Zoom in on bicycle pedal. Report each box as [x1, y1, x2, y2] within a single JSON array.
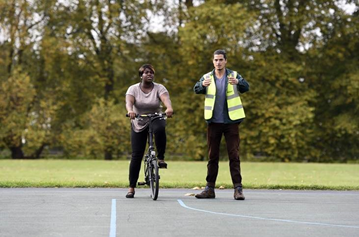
[[138, 181, 146, 185]]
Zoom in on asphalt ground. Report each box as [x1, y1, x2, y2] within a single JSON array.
[[1, 188, 358, 237]]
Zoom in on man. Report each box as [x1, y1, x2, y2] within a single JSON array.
[[193, 49, 249, 200]]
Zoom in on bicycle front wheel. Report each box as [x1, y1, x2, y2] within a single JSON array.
[[149, 159, 159, 200]]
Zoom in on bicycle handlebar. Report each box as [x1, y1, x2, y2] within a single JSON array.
[[126, 112, 167, 118]]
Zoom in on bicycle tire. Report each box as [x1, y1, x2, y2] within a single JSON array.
[[149, 158, 159, 200]]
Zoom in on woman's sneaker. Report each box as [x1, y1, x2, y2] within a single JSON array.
[[158, 160, 167, 169]]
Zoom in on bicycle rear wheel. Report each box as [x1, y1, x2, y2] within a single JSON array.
[[149, 159, 159, 200]]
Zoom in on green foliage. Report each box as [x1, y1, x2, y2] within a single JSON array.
[[179, 0, 254, 74], [241, 52, 318, 161], [59, 99, 130, 159], [0, 0, 357, 162], [172, 0, 256, 160], [0, 70, 35, 148], [0, 68, 59, 158], [304, 9, 359, 161], [167, 92, 208, 160]]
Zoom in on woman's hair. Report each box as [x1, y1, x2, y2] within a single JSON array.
[[139, 64, 155, 77], [213, 49, 227, 60]]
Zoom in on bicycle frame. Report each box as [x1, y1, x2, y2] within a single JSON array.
[[130, 112, 166, 200]]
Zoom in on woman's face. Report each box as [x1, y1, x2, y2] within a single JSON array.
[[142, 68, 154, 83]]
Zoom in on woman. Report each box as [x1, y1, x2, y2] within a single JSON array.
[[125, 64, 173, 198]]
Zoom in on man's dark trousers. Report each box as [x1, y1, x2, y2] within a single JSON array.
[[206, 123, 242, 188]]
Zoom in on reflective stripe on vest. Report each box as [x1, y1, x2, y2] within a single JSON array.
[[204, 71, 245, 120], [204, 73, 215, 119]]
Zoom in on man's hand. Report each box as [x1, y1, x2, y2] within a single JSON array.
[[202, 77, 211, 87], [228, 76, 239, 85]]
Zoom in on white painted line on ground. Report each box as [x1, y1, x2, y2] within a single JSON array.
[[177, 199, 359, 229], [109, 199, 116, 237]]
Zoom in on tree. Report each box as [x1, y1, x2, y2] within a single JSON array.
[[305, 6, 359, 161], [59, 99, 130, 159], [224, 0, 358, 161], [0, 0, 49, 158], [174, 0, 255, 159], [0, 70, 35, 158], [43, 0, 159, 159]]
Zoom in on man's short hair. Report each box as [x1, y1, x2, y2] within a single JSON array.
[[213, 49, 227, 60]]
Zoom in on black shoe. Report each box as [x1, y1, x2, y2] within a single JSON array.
[[158, 160, 167, 169], [195, 186, 215, 199], [126, 192, 135, 198], [234, 187, 245, 200]]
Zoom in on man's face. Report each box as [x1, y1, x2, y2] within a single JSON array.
[[213, 54, 227, 71]]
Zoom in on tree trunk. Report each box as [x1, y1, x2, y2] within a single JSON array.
[[104, 61, 114, 100], [185, 0, 193, 8], [30, 144, 46, 159], [10, 146, 24, 159], [105, 150, 113, 160]]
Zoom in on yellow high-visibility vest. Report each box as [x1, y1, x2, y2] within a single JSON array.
[[204, 71, 245, 120]]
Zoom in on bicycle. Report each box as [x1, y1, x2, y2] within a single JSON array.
[[127, 112, 167, 200]]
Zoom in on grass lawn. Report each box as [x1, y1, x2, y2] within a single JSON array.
[[0, 160, 358, 190]]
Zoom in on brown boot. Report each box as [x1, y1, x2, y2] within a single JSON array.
[[195, 186, 215, 199], [234, 187, 245, 200]]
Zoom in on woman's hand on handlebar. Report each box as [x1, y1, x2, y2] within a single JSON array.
[[127, 111, 136, 119], [165, 108, 174, 118]]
